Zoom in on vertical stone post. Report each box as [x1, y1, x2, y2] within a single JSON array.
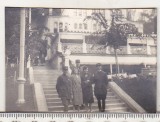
[[29, 8, 31, 30], [82, 35, 87, 53], [106, 46, 110, 54], [63, 49, 71, 74], [16, 8, 26, 104], [47, 37, 51, 60], [127, 43, 131, 54], [27, 55, 31, 68], [146, 39, 151, 55], [110, 64, 113, 75], [57, 34, 62, 53]]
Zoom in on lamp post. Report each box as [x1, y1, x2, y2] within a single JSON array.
[[16, 8, 26, 104]]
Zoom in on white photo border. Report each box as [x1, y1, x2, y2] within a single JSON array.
[[0, 0, 160, 112]]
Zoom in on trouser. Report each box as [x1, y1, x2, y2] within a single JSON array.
[[96, 94, 106, 112], [61, 97, 70, 112]]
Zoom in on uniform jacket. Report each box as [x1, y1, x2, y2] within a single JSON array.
[[56, 74, 72, 99], [93, 70, 108, 96]]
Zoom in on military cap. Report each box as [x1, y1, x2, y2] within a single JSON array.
[[75, 59, 80, 63], [96, 63, 102, 67], [62, 66, 68, 70]]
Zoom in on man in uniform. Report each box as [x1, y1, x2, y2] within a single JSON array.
[[56, 66, 72, 112], [93, 63, 108, 112]]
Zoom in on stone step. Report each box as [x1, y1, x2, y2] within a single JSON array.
[[43, 89, 112, 94], [48, 106, 128, 112], [34, 78, 57, 83], [44, 90, 113, 95], [45, 92, 114, 98], [46, 96, 119, 102], [44, 93, 114, 98], [47, 99, 122, 106], [33, 68, 131, 113], [34, 72, 62, 74]]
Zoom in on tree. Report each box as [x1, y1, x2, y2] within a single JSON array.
[[140, 9, 157, 34], [84, 9, 141, 75], [5, 8, 53, 64], [6, 8, 63, 65]]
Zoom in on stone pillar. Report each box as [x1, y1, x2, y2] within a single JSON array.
[[29, 8, 31, 30], [48, 17, 53, 33], [17, 8, 26, 104], [106, 46, 110, 54], [110, 64, 113, 75], [146, 44, 151, 55], [127, 43, 131, 54], [49, 8, 52, 15], [82, 35, 87, 53], [57, 34, 62, 53], [46, 38, 51, 60], [63, 49, 71, 74], [27, 55, 31, 68]]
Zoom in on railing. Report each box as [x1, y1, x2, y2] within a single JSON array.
[[110, 46, 127, 54], [86, 44, 106, 54], [60, 43, 157, 55], [61, 43, 83, 54], [130, 46, 147, 55]]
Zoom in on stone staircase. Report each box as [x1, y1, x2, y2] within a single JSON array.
[[33, 66, 133, 113]]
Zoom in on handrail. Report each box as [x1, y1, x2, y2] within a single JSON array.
[[28, 65, 48, 112], [32, 83, 48, 112], [108, 81, 146, 113]]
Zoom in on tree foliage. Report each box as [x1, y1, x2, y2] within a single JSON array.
[[84, 9, 142, 74], [5, 8, 54, 63], [84, 9, 141, 49]]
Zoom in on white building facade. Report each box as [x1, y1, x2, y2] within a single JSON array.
[[45, 9, 156, 69]]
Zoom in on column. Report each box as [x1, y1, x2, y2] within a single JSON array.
[[146, 44, 151, 55], [127, 43, 131, 54], [47, 17, 53, 33], [82, 35, 87, 53], [57, 34, 62, 53], [64, 49, 71, 74], [46, 38, 51, 60], [17, 8, 26, 104], [110, 64, 113, 75], [27, 55, 31, 68], [106, 46, 110, 54], [49, 8, 53, 16], [29, 8, 31, 30]]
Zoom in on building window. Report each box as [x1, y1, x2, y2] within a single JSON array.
[[84, 23, 87, 30], [74, 23, 77, 29], [59, 22, 63, 32], [54, 22, 58, 33], [93, 24, 97, 30], [79, 24, 82, 29], [64, 23, 68, 31]]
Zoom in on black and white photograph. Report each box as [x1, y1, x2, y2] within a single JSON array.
[[5, 8, 157, 113]]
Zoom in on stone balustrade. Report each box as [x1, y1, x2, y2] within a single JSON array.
[[61, 43, 83, 53], [60, 43, 156, 55]]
